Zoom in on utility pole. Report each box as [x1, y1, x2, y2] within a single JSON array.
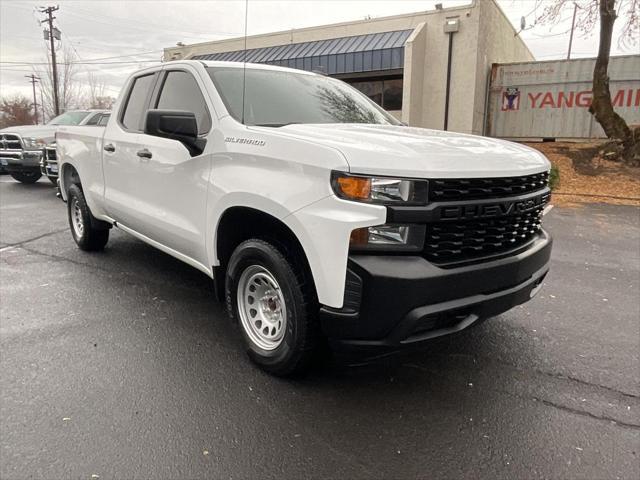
[[39, 5, 60, 116], [25, 74, 41, 125], [567, 2, 578, 60]]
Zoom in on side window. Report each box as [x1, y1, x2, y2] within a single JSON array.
[[156, 71, 211, 135], [97, 114, 110, 126], [84, 113, 101, 126], [121, 74, 155, 131]]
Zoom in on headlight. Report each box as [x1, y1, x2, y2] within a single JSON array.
[[350, 224, 426, 252], [22, 137, 47, 150], [331, 171, 428, 205]]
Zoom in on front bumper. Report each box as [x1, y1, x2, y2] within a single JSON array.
[[39, 147, 59, 178], [0, 150, 43, 173], [321, 230, 552, 351]]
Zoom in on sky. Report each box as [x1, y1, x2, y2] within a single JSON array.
[[1, 0, 637, 104]]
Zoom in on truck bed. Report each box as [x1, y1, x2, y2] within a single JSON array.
[[56, 126, 106, 209]]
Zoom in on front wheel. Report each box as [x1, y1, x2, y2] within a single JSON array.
[[225, 239, 319, 376], [67, 184, 110, 251], [10, 171, 41, 184]]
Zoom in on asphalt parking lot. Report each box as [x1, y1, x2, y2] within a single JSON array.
[[1, 175, 639, 479]]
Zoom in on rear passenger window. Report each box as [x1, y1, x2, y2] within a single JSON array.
[[156, 71, 211, 135], [121, 74, 155, 131]]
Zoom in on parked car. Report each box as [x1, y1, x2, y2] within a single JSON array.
[[56, 61, 552, 375], [0, 109, 109, 184]]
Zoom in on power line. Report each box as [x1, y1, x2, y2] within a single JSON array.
[[60, 41, 163, 54], [60, 50, 163, 62], [68, 5, 241, 37], [1, 51, 162, 65], [62, 31, 84, 64], [1, 60, 162, 65], [60, 9, 237, 41], [2, 1, 237, 38]]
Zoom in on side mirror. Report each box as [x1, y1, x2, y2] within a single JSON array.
[[144, 110, 206, 156]]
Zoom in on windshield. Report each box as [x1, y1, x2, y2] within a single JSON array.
[[47, 111, 91, 126], [207, 66, 400, 127]]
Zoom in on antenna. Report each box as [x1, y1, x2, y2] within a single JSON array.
[[241, 0, 249, 125]]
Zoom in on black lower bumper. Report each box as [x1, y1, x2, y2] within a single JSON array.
[[1, 153, 42, 174], [5, 165, 41, 174], [321, 230, 552, 351]]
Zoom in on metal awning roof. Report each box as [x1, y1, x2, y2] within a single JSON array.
[[192, 29, 413, 75]]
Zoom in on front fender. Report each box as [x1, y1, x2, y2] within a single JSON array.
[[207, 193, 385, 309], [284, 197, 385, 309]]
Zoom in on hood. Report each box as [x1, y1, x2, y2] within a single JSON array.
[[260, 124, 550, 178], [0, 125, 57, 143]]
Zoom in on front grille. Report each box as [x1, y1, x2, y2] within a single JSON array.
[[424, 205, 545, 265], [429, 172, 549, 202], [45, 146, 56, 161], [0, 134, 23, 151]]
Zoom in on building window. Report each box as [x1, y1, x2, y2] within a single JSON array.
[[348, 77, 403, 111], [382, 79, 403, 111]]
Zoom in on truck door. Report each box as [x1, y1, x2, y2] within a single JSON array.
[[128, 67, 213, 265], [102, 72, 157, 230]]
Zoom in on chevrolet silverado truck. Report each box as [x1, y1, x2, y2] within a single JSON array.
[[0, 109, 109, 184], [56, 61, 552, 375]]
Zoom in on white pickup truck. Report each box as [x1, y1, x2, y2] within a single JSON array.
[[56, 60, 552, 375]]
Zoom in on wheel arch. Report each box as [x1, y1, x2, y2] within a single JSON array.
[[59, 162, 81, 201], [212, 206, 318, 304]]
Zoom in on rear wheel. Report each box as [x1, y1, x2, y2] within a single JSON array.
[[226, 239, 319, 376], [67, 184, 110, 251], [10, 171, 41, 184]]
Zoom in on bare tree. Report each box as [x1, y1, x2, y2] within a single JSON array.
[[534, 0, 639, 162], [86, 72, 105, 108], [35, 46, 83, 120], [0, 95, 36, 128], [84, 73, 116, 110]]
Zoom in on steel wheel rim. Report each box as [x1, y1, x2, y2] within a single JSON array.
[[237, 265, 287, 351], [71, 198, 84, 238]]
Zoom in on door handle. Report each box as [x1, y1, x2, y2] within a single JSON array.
[[104, 143, 115, 153], [136, 148, 152, 160]]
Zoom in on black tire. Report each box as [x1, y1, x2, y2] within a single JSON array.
[[67, 183, 110, 251], [10, 171, 41, 184], [225, 239, 319, 376]]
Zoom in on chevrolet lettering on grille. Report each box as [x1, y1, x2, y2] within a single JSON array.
[[439, 192, 550, 221]]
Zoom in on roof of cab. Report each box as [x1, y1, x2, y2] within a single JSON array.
[[174, 59, 318, 75]]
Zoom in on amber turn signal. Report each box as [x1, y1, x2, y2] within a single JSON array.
[[349, 227, 370, 246], [335, 176, 371, 200]]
